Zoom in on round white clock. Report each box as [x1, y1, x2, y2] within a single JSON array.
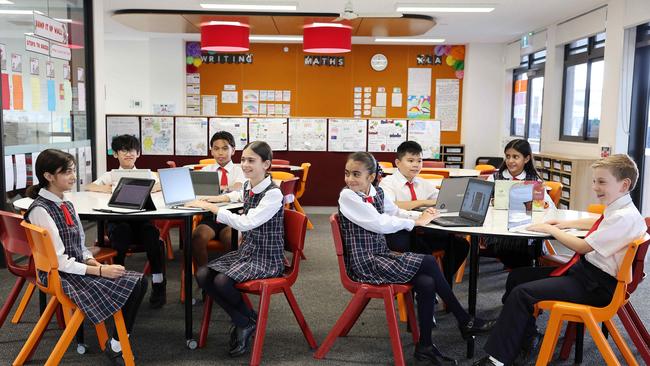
[[370, 53, 388, 71]]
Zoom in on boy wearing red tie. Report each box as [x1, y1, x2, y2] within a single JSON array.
[[192, 131, 246, 267], [474, 154, 649, 366]]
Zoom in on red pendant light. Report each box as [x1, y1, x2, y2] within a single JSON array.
[[303, 23, 352, 54], [201, 21, 250, 52]]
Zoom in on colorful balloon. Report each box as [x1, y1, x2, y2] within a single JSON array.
[[434, 45, 445, 56], [186, 56, 194, 65], [450, 46, 465, 61], [193, 57, 203, 67], [453, 60, 464, 71], [446, 55, 456, 66], [455, 70, 464, 79]]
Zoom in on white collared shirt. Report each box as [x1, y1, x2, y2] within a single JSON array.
[[201, 160, 246, 188], [379, 169, 439, 202], [216, 176, 283, 232], [338, 185, 416, 234], [584, 194, 649, 278], [27, 189, 92, 275], [93, 165, 158, 186]]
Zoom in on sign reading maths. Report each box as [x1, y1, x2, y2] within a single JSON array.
[[304, 56, 345, 67]]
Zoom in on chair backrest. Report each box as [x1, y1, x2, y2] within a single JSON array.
[[422, 161, 445, 168], [476, 156, 504, 168], [20, 221, 60, 293], [193, 164, 208, 170], [542, 181, 563, 206], [165, 160, 177, 168], [0, 210, 34, 277], [475, 164, 496, 171], [587, 204, 606, 215], [420, 168, 450, 178], [378, 161, 393, 169], [627, 217, 650, 294], [199, 158, 216, 165], [277, 177, 300, 197], [418, 173, 444, 180], [296, 162, 311, 198], [283, 209, 307, 284], [272, 159, 290, 165], [270, 171, 295, 180], [330, 214, 360, 293]]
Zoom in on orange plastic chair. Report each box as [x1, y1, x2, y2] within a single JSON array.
[[199, 158, 216, 165], [417, 173, 444, 180], [420, 168, 450, 178], [542, 181, 563, 206], [198, 210, 317, 365], [272, 159, 290, 165], [475, 164, 496, 175], [294, 163, 313, 229], [587, 203, 605, 215], [314, 214, 419, 366], [378, 161, 393, 169], [422, 161, 445, 168], [534, 237, 646, 366], [193, 164, 208, 171], [15, 221, 134, 366]]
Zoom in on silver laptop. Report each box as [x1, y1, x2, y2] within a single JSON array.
[[190, 170, 221, 196], [414, 177, 469, 213], [431, 179, 494, 227], [157, 167, 197, 208]]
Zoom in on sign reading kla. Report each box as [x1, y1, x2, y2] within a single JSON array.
[[200, 53, 253, 64], [304, 56, 345, 67], [416, 55, 443, 65]]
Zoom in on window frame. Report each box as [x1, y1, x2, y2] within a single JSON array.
[[510, 50, 546, 150], [559, 33, 605, 143]]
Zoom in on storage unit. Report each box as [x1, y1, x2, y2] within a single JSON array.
[[534, 153, 599, 211], [441, 144, 465, 168]]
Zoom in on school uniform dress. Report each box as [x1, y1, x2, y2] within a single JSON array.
[[338, 185, 424, 284], [26, 189, 143, 324], [199, 161, 246, 236], [207, 176, 285, 282], [380, 171, 469, 282], [484, 193, 649, 364]]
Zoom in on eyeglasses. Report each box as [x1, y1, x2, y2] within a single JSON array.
[[117, 149, 138, 155]]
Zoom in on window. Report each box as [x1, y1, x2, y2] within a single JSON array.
[[560, 32, 605, 142], [510, 50, 546, 153]]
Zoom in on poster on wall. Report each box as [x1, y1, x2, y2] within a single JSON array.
[[367, 119, 407, 152], [106, 116, 140, 154], [249, 118, 287, 150], [175, 117, 208, 155], [435, 79, 460, 131], [407, 119, 441, 159], [201, 95, 217, 116], [0, 44, 6, 71], [141, 116, 174, 155], [288, 118, 327, 151], [328, 119, 367, 152], [209, 117, 248, 149], [407, 68, 431, 119]]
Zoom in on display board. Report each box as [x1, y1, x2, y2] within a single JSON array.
[[288, 118, 327, 151], [328, 119, 367, 152], [367, 119, 407, 152], [248, 118, 288, 151]]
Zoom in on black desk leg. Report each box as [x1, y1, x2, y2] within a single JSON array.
[[231, 228, 239, 250], [39, 290, 46, 314], [184, 216, 197, 349], [467, 235, 480, 358]]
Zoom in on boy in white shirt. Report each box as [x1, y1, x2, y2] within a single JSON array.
[[474, 154, 649, 366], [85, 135, 167, 309], [380, 141, 469, 284], [191, 131, 246, 267]]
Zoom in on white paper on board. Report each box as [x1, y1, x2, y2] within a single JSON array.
[[5, 155, 14, 191], [14, 154, 26, 189]]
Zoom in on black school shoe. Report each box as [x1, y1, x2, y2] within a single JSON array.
[[229, 311, 258, 350], [513, 330, 543, 366], [459, 317, 497, 340], [472, 356, 499, 366], [104, 339, 126, 366], [149, 279, 167, 309], [229, 321, 257, 357], [414, 344, 458, 365]]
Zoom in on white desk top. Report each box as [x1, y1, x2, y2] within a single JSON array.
[[383, 167, 480, 177], [423, 207, 597, 238]]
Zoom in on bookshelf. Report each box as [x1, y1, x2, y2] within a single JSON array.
[[534, 152, 598, 210], [441, 144, 465, 168]]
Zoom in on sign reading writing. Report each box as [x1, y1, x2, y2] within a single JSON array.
[[416, 55, 443, 65], [200, 53, 253, 64], [304, 56, 344, 67]]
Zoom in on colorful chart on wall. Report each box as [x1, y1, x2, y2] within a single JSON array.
[[328, 119, 367, 152], [106, 116, 140, 155], [367, 119, 407, 152], [175, 117, 208, 156], [209, 117, 248, 149], [141, 116, 174, 155], [288, 118, 327, 151], [249, 118, 288, 151], [407, 119, 441, 159]]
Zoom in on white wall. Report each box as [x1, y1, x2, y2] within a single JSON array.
[[461, 43, 506, 167]]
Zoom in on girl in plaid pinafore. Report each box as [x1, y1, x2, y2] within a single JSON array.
[[25, 149, 147, 365], [339, 152, 495, 364], [188, 141, 285, 357]]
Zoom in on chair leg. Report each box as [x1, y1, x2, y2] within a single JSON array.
[[11, 282, 35, 325], [249, 287, 271, 366], [314, 291, 369, 359], [13, 296, 59, 366], [55, 304, 66, 329], [404, 291, 419, 343], [95, 322, 108, 350], [0, 277, 25, 327], [293, 199, 314, 230], [383, 291, 406, 366], [618, 304, 650, 364], [396, 293, 408, 322], [535, 311, 564, 366], [455, 257, 467, 284], [283, 287, 317, 349], [198, 295, 214, 348], [559, 321, 577, 360], [340, 297, 371, 337], [583, 317, 620, 366], [112, 310, 135, 366], [44, 309, 85, 366], [604, 319, 638, 366], [575, 323, 584, 364]]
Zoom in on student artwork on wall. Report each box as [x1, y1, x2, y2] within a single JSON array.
[[106, 116, 140, 155], [328, 119, 367, 152], [407, 68, 432, 119], [175, 117, 208, 155], [249, 118, 288, 151], [209, 117, 248, 149], [367, 119, 406, 152], [407, 119, 441, 159], [288, 118, 327, 151], [141, 116, 174, 155], [435, 79, 460, 131]]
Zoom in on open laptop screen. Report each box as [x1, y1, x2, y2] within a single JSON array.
[[108, 178, 155, 210], [459, 179, 493, 221], [158, 167, 196, 207]]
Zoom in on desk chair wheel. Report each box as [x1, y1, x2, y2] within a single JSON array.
[[186, 339, 198, 350], [76, 343, 88, 354]]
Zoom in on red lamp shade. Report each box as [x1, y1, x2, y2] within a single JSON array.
[[201, 22, 250, 52], [303, 23, 352, 53]]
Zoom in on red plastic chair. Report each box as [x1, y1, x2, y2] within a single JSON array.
[[272, 159, 290, 165], [422, 161, 445, 168], [198, 210, 317, 365], [314, 214, 419, 366]]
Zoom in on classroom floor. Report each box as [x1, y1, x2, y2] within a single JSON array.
[[0, 213, 647, 365]]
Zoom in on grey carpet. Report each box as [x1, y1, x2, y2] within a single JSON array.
[[0, 213, 647, 365]]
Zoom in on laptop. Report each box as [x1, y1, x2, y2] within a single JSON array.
[[158, 167, 198, 208], [95, 178, 156, 214], [190, 170, 221, 196], [433, 177, 470, 213], [110, 169, 153, 186], [431, 178, 494, 227]]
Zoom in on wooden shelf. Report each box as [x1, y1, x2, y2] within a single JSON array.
[[534, 153, 598, 210]]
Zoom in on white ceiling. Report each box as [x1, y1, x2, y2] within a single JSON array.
[[101, 0, 607, 44]]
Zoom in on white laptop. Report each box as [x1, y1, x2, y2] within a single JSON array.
[[157, 167, 198, 208]]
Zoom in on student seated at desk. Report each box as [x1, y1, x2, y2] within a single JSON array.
[[186, 141, 285, 358], [339, 152, 494, 365], [485, 139, 555, 269], [85, 134, 167, 309], [380, 141, 469, 282], [475, 154, 649, 366], [25, 149, 147, 365], [191, 131, 246, 267]]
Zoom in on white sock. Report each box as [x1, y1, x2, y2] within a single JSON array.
[[152, 273, 164, 283], [489, 356, 504, 366], [110, 338, 122, 352]]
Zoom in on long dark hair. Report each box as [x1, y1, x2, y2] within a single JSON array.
[[25, 149, 76, 199], [498, 139, 540, 180], [347, 152, 382, 187]]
